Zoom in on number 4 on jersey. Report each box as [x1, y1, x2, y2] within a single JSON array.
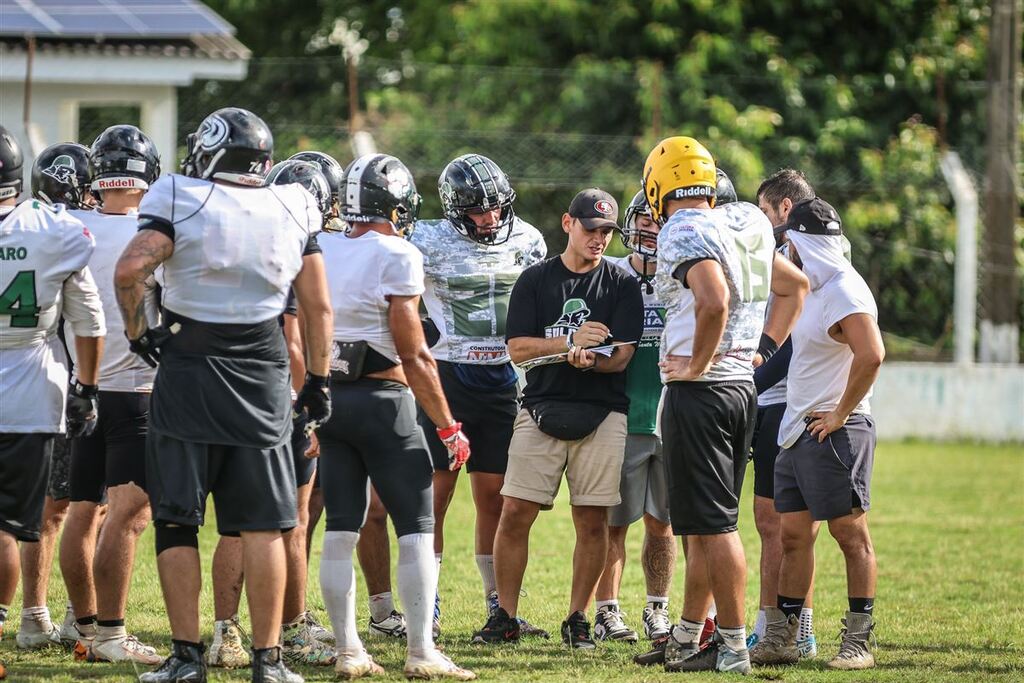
[[0, 270, 41, 327]]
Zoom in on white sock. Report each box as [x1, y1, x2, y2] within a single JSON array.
[[595, 599, 618, 611], [369, 592, 395, 623], [799, 607, 814, 641], [21, 606, 51, 627], [320, 530, 363, 655], [718, 625, 747, 652], [96, 623, 127, 642], [646, 595, 669, 607], [400, 533, 438, 656], [475, 554, 496, 597], [707, 601, 718, 620], [753, 609, 767, 638], [673, 618, 703, 647]]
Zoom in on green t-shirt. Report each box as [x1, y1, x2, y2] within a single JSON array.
[[607, 256, 665, 434]]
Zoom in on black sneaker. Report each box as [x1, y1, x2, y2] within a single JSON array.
[[665, 636, 721, 672], [252, 645, 303, 683], [139, 641, 207, 683], [472, 607, 520, 645], [634, 635, 669, 666], [560, 611, 596, 650]]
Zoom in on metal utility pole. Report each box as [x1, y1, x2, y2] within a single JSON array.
[[940, 152, 978, 365], [980, 0, 1022, 363]]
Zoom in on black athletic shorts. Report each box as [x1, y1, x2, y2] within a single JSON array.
[[0, 433, 54, 541], [774, 414, 876, 521], [70, 391, 149, 503], [145, 429, 298, 535], [47, 435, 71, 501], [419, 361, 518, 474], [291, 413, 316, 487], [751, 403, 785, 499], [661, 381, 756, 536], [318, 378, 433, 537]]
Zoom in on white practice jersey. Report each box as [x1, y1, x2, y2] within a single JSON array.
[[138, 174, 320, 323], [655, 201, 774, 383], [320, 229, 425, 364], [410, 217, 547, 364], [0, 201, 105, 432], [66, 209, 160, 392]]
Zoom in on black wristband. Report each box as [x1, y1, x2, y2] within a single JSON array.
[[72, 381, 99, 398], [757, 333, 779, 362], [304, 372, 329, 389]]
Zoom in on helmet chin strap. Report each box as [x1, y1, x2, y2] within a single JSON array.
[[200, 149, 227, 179]]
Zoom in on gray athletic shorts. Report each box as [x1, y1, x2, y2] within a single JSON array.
[[608, 434, 670, 527], [774, 414, 875, 521]]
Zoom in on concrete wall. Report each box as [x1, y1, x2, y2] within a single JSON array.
[[872, 362, 1024, 442]]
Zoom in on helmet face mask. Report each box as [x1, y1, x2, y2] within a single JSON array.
[[182, 108, 273, 186], [438, 154, 516, 245], [338, 154, 421, 237], [620, 189, 658, 258], [32, 143, 92, 209]]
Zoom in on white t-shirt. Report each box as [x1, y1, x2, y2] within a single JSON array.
[[0, 200, 105, 432], [320, 229, 425, 364], [655, 201, 774, 382], [65, 209, 159, 392], [138, 174, 320, 324], [778, 264, 878, 448]]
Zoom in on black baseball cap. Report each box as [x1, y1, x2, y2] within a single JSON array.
[[568, 188, 619, 230], [776, 197, 843, 236]]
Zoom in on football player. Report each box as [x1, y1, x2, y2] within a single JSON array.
[[408, 153, 548, 637], [115, 108, 332, 683], [0, 125, 106, 677]]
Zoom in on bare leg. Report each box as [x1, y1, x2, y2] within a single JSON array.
[[754, 495, 781, 609], [698, 532, 746, 628], [282, 482, 313, 623], [641, 513, 676, 598], [827, 511, 876, 599], [157, 545, 202, 642], [356, 488, 392, 597], [493, 496, 540, 618], [778, 510, 818, 599], [0, 531, 19, 609], [305, 485, 324, 566], [59, 501, 102, 619], [679, 536, 713, 623], [94, 484, 150, 622], [595, 525, 628, 602], [568, 506, 610, 616], [20, 496, 69, 609], [431, 469, 459, 556], [212, 535, 244, 621], [469, 472, 504, 556], [240, 530, 287, 649]]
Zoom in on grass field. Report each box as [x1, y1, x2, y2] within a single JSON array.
[[2, 440, 1022, 682]]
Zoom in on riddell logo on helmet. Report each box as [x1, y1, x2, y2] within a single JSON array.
[[670, 186, 712, 199], [95, 178, 140, 189]]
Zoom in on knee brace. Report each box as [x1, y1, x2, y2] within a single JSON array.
[[154, 523, 199, 555]]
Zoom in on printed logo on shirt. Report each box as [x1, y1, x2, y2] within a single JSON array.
[[545, 297, 591, 338]]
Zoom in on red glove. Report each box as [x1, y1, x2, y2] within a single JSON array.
[[437, 422, 471, 471]]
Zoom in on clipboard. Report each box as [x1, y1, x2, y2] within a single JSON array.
[[517, 340, 638, 371]]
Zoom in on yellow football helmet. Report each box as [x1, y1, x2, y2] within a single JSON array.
[[642, 136, 717, 223]]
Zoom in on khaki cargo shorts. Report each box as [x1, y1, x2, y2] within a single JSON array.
[[501, 409, 627, 508]]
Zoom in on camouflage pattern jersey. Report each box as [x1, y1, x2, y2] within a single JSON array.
[[410, 217, 547, 365]]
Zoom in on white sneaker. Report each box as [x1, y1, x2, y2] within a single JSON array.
[[58, 606, 78, 649], [335, 649, 384, 680], [368, 610, 406, 639], [207, 616, 250, 668], [642, 602, 672, 640], [404, 650, 476, 680], [16, 621, 61, 649], [90, 633, 163, 664]]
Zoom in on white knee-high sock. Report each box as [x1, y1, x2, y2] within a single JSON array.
[[320, 530, 362, 654], [398, 533, 437, 656]]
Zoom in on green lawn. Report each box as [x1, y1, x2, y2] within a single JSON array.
[[3, 441, 1023, 681]]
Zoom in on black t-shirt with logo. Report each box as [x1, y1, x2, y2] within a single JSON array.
[[505, 255, 644, 413]]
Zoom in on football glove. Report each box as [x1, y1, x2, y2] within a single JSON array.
[[437, 421, 471, 471], [293, 372, 331, 434], [127, 322, 181, 368], [66, 381, 99, 438]]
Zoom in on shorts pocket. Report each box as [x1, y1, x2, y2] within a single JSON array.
[[826, 428, 854, 472]]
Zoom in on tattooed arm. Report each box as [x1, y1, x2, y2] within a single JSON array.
[[115, 229, 175, 339]]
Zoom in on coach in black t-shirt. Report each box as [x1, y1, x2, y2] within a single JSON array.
[[472, 188, 643, 649]]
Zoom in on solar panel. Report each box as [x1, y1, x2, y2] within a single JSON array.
[[0, 0, 236, 38]]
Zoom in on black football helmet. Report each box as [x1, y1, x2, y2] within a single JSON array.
[[438, 154, 516, 245], [0, 125, 23, 201], [289, 151, 343, 205], [267, 159, 332, 222], [181, 107, 273, 186], [716, 167, 737, 205], [32, 143, 92, 209], [89, 124, 161, 201], [338, 154, 421, 235], [620, 189, 656, 257]]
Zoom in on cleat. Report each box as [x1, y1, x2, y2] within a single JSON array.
[[403, 650, 476, 680], [90, 633, 163, 664], [207, 616, 250, 668], [749, 607, 799, 665], [662, 629, 699, 670], [252, 645, 303, 683], [16, 621, 61, 649], [641, 602, 671, 641], [827, 612, 875, 670], [368, 610, 407, 639], [593, 605, 638, 642], [139, 641, 207, 683], [471, 607, 519, 645], [633, 634, 669, 666], [281, 616, 336, 666], [700, 616, 716, 648], [486, 591, 500, 617], [560, 611, 596, 650], [665, 636, 716, 672], [797, 633, 818, 658], [717, 644, 752, 674], [516, 617, 549, 639], [73, 638, 94, 662], [746, 631, 760, 649], [58, 607, 80, 650], [335, 649, 384, 680], [303, 611, 335, 645]]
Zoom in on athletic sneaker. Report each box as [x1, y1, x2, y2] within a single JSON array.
[[16, 620, 61, 649], [827, 612, 875, 670], [471, 607, 519, 645], [139, 641, 207, 683], [303, 611, 335, 644], [252, 645, 303, 683], [662, 630, 699, 670], [749, 607, 799, 665], [281, 615, 336, 666], [404, 650, 476, 680], [485, 590, 549, 638], [593, 605, 638, 642], [745, 631, 760, 649], [798, 633, 818, 658], [700, 616, 716, 648], [642, 602, 671, 640], [335, 649, 384, 680], [368, 610, 407, 638], [560, 611, 596, 650], [433, 593, 442, 639], [633, 634, 669, 666], [89, 633, 163, 664], [207, 616, 250, 668], [58, 607, 80, 649], [71, 623, 98, 663]]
